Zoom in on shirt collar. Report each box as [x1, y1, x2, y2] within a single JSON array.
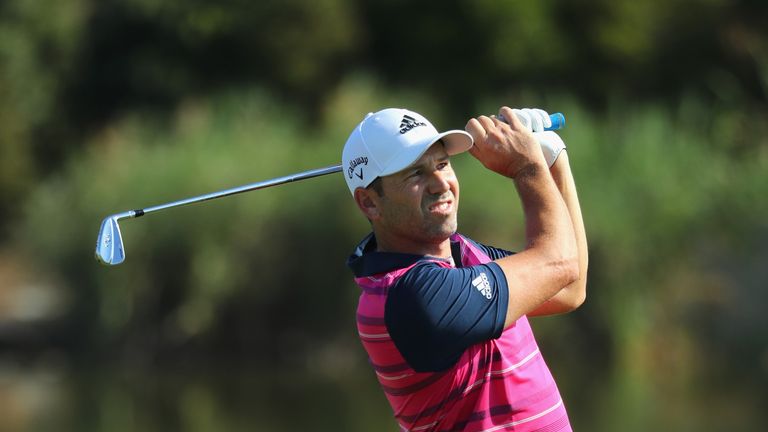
[[346, 232, 463, 277]]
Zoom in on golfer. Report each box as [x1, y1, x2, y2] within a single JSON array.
[[343, 106, 588, 431]]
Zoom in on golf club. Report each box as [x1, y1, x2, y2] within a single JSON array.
[[95, 164, 342, 265], [95, 112, 565, 266]]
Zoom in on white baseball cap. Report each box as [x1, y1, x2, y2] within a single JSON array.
[[341, 108, 473, 195]]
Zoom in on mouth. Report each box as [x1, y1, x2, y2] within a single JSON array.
[[427, 199, 453, 215]]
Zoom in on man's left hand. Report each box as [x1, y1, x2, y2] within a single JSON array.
[[499, 108, 567, 167]]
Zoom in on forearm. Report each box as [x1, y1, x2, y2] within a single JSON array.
[[528, 151, 588, 316], [463, 108, 580, 326], [497, 162, 579, 325]]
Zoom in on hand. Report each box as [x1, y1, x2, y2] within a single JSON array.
[[499, 108, 567, 167], [465, 106, 548, 178]]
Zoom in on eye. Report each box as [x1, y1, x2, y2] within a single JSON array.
[[437, 161, 449, 170]]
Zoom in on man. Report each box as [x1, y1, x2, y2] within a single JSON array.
[[342, 106, 588, 432]]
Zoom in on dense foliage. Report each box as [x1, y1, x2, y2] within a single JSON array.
[[1, 1, 766, 430]]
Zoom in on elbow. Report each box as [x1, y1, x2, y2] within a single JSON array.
[[544, 237, 580, 289], [564, 262, 587, 311], [568, 282, 587, 310], [558, 256, 586, 311], [559, 254, 580, 288], [569, 248, 590, 310]]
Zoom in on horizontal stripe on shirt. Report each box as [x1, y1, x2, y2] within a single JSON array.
[[357, 313, 386, 326], [379, 370, 449, 396], [464, 348, 540, 394]]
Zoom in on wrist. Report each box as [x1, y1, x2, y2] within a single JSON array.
[[511, 160, 548, 182]]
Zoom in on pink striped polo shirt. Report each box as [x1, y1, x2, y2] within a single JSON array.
[[349, 233, 571, 432]]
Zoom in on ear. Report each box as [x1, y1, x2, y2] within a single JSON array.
[[353, 187, 381, 220]]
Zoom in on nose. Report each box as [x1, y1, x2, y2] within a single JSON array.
[[427, 169, 451, 195]]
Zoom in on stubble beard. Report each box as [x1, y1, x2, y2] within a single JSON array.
[[422, 216, 457, 243], [420, 197, 459, 243], [377, 191, 459, 249]]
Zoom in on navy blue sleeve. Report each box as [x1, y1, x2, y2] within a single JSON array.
[[385, 262, 509, 372]]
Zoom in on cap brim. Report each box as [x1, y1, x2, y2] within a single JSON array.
[[440, 130, 474, 156], [379, 130, 473, 177]]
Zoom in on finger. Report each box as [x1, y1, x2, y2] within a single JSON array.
[[512, 108, 532, 131], [523, 108, 544, 132], [476, 115, 496, 130], [491, 115, 514, 133], [498, 106, 525, 130], [531, 108, 551, 129], [464, 118, 487, 143], [490, 115, 509, 128]]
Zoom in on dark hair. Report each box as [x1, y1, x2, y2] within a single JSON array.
[[367, 177, 384, 197]]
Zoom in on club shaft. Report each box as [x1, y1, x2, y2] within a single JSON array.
[[122, 164, 342, 219]]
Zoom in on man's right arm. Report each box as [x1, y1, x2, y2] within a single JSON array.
[[465, 107, 579, 328]]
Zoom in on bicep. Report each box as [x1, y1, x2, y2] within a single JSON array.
[[495, 249, 577, 327]]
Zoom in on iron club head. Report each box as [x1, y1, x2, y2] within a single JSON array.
[[95, 216, 126, 265]]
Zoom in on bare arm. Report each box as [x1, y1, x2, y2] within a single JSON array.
[[465, 107, 579, 328], [527, 151, 589, 316]]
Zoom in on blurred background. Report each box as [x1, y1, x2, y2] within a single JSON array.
[[0, 0, 767, 430]]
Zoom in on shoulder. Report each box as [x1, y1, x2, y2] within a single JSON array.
[[391, 258, 505, 297], [391, 260, 479, 305], [384, 261, 510, 372]]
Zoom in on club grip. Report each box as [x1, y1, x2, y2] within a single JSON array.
[[546, 113, 565, 131], [498, 112, 566, 131]]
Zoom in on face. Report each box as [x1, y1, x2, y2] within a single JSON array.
[[371, 143, 460, 249]]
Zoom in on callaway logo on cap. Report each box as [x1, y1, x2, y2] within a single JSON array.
[[341, 108, 473, 195]]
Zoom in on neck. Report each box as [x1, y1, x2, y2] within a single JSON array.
[[374, 231, 453, 258]]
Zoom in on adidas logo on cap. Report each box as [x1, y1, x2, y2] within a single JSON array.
[[399, 114, 427, 134]]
